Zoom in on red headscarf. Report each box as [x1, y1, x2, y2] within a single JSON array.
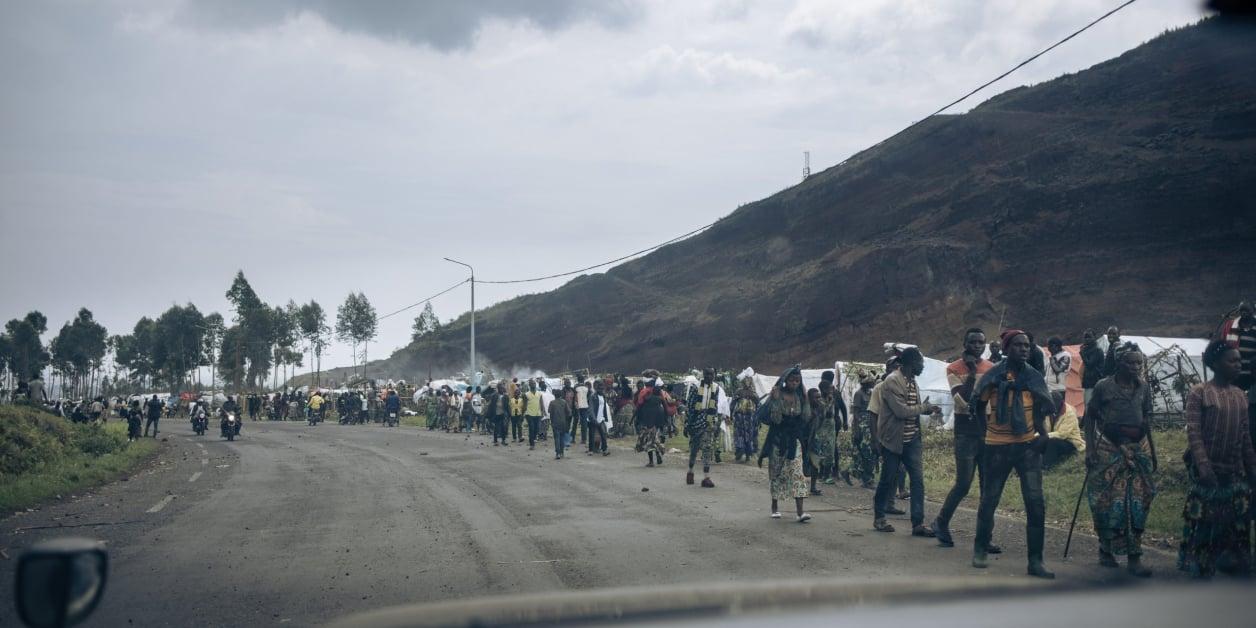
[[1000, 329, 1026, 352]]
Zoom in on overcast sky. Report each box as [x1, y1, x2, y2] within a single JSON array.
[[0, 0, 1205, 380]]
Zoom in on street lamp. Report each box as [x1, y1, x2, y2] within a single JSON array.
[[443, 257, 475, 384]]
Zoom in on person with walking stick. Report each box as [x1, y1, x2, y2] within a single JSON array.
[[1083, 342, 1157, 577]]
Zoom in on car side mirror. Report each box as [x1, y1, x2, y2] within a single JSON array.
[[15, 538, 108, 628]]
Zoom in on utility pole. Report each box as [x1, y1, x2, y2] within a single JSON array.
[[444, 258, 475, 385]]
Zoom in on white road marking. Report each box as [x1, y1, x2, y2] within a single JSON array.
[[189, 472, 202, 483], [147, 495, 175, 513]]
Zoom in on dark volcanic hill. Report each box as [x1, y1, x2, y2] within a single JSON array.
[[347, 19, 1256, 382]]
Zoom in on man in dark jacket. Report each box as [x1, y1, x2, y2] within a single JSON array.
[[548, 392, 572, 460], [1080, 328, 1105, 404], [385, 389, 401, 426], [487, 384, 510, 446], [144, 395, 163, 437]]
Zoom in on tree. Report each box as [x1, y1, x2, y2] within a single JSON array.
[[217, 325, 247, 392], [49, 308, 108, 398], [3, 311, 50, 382], [201, 312, 225, 396], [113, 317, 157, 389], [411, 302, 442, 343], [271, 302, 298, 389], [296, 300, 329, 387], [224, 271, 273, 389], [153, 303, 205, 393], [335, 292, 378, 382]]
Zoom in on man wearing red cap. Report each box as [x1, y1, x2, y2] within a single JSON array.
[[971, 330, 1055, 579]]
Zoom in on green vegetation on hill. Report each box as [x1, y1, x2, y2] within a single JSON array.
[[0, 404, 159, 514]]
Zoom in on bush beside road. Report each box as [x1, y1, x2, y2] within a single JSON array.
[[0, 404, 159, 514]]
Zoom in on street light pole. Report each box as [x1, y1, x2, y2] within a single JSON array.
[[444, 257, 475, 384]]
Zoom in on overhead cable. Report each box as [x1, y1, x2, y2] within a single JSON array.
[[470, 0, 1142, 286], [378, 278, 471, 321]]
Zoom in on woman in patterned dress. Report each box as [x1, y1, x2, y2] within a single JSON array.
[[759, 367, 812, 522], [731, 379, 760, 462], [1084, 342, 1158, 577], [1179, 341, 1256, 578]]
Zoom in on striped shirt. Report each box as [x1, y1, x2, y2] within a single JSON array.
[[981, 370, 1039, 446], [1185, 381, 1256, 475], [902, 379, 920, 443]]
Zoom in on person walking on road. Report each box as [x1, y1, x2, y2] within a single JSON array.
[[1085, 341, 1158, 577], [970, 330, 1055, 579], [730, 376, 759, 463], [848, 373, 879, 488], [575, 375, 591, 450], [588, 380, 612, 456], [808, 371, 847, 492], [872, 349, 937, 537], [1178, 340, 1256, 579], [635, 384, 668, 466], [685, 368, 726, 488], [144, 394, 163, 437], [932, 328, 999, 551], [126, 400, 143, 441], [760, 367, 812, 522], [489, 384, 511, 446], [524, 382, 544, 450], [509, 387, 525, 443], [548, 389, 573, 460]]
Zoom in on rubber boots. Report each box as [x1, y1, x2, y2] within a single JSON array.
[[1027, 526, 1055, 579]]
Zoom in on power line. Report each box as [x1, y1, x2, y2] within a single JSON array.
[[467, 0, 1142, 287], [923, 0, 1139, 120], [378, 278, 471, 321]]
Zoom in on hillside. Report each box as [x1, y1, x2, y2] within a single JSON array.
[[334, 18, 1256, 382]]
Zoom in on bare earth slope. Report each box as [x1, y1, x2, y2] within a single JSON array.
[[357, 19, 1255, 379]]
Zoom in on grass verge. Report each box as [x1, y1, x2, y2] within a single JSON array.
[[918, 428, 1189, 544], [0, 405, 160, 515]]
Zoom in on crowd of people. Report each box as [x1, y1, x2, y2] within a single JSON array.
[[405, 303, 1256, 582], [6, 302, 1254, 582]]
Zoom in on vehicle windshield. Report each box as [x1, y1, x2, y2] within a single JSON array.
[[2, 2, 1253, 627]]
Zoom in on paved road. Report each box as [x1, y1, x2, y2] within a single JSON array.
[[1, 421, 1179, 627]]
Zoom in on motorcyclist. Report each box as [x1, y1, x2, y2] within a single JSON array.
[[385, 389, 401, 425], [219, 395, 242, 436], [190, 402, 209, 432]]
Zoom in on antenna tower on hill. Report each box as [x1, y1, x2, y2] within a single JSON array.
[[802, 151, 811, 181]]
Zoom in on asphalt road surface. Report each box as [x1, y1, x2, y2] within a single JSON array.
[[1, 420, 1181, 627]]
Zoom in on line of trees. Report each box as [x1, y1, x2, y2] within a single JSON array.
[[0, 271, 385, 400]]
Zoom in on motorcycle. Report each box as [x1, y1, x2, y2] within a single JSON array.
[[191, 414, 208, 436], [220, 413, 241, 441]]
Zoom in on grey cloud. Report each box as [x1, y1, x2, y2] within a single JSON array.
[[177, 0, 643, 50]]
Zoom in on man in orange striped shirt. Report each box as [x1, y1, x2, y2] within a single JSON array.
[[931, 328, 999, 553]]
